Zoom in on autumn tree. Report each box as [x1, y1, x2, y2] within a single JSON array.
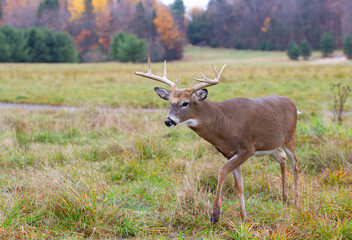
[[68, 0, 85, 21], [92, 0, 111, 52], [2, 0, 40, 28], [153, 2, 182, 60]]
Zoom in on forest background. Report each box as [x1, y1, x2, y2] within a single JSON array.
[[0, 0, 352, 63]]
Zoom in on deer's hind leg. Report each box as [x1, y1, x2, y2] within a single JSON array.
[[270, 149, 289, 202], [283, 141, 299, 206]]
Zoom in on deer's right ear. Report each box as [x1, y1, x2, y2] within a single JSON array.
[[154, 87, 170, 101]]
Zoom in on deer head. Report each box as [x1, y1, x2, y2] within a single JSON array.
[[135, 55, 226, 128]]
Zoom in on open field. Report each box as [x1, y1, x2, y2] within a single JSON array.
[[0, 47, 351, 239], [0, 46, 351, 112]]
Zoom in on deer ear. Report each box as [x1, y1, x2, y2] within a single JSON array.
[[193, 89, 208, 101], [154, 87, 170, 101]]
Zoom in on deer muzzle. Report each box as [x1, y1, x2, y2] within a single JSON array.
[[164, 117, 176, 128]]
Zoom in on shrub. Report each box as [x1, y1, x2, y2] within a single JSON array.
[[25, 27, 53, 62], [0, 32, 11, 62], [320, 32, 335, 57], [343, 35, 352, 60], [287, 40, 300, 60], [300, 39, 312, 60], [110, 32, 148, 63], [0, 25, 29, 62], [0, 25, 78, 63], [51, 32, 78, 63]]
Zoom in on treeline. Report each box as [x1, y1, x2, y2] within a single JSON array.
[[187, 0, 352, 51], [0, 0, 184, 62], [0, 25, 78, 62]]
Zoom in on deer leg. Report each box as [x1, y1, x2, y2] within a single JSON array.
[[211, 150, 252, 223], [270, 149, 289, 202], [283, 142, 299, 206], [232, 166, 247, 222]]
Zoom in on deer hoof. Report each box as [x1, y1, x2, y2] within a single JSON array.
[[210, 217, 218, 224], [210, 209, 220, 224]]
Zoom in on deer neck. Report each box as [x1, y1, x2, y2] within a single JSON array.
[[189, 100, 225, 141]]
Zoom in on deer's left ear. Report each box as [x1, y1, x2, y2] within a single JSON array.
[[193, 89, 208, 101]]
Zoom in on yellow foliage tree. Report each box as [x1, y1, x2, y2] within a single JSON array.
[[153, 3, 180, 50], [68, 0, 85, 21], [92, 0, 107, 13]]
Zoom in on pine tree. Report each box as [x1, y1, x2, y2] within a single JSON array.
[[171, 0, 185, 35], [52, 32, 79, 62], [0, 31, 11, 62], [287, 40, 300, 60], [0, 25, 28, 62], [320, 32, 335, 58], [133, 1, 148, 39], [110, 32, 125, 60], [110, 32, 147, 63], [300, 39, 312, 60], [25, 28, 53, 62], [343, 35, 352, 59], [38, 0, 59, 17]]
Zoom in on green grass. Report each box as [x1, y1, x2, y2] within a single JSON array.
[[0, 46, 351, 239]]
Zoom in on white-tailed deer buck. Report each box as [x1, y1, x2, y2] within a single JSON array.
[[135, 56, 299, 223]]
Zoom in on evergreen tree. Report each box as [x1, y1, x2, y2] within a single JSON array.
[[300, 39, 312, 60], [110, 32, 148, 62], [0, 25, 28, 62], [25, 28, 53, 62], [52, 32, 79, 62], [38, 0, 59, 17], [0, 1, 2, 21], [287, 41, 300, 60], [133, 1, 148, 39], [171, 0, 185, 34], [343, 35, 352, 59], [0, 31, 11, 62], [187, 13, 208, 45], [110, 32, 126, 60], [320, 32, 335, 57]]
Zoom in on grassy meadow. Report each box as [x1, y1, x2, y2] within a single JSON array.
[[0, 46, 351, 239]]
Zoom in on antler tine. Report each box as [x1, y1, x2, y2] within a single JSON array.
[[191, 63, 227, 92], [147, 54, 151, 74], [211, 63, 218, 77], [135, 55, 175, 88], [163, 60, 167, 78]]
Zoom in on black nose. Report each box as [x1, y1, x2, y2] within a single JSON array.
[[165, 118, 175, 127]]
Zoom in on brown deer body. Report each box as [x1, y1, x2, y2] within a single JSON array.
[[135, 57, 299, 223]]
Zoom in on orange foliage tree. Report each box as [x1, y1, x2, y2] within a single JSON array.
[[153, 3, 180, 50]]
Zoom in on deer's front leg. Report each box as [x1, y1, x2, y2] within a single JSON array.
[[211, 150, 252, 223], [232, 166, 247, 222]]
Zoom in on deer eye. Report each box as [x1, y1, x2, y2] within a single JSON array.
[[182, 102, 189, 107]]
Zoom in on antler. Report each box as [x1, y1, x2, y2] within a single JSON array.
[[191, 63, 227, 92], [135, 55, 176, 88]]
